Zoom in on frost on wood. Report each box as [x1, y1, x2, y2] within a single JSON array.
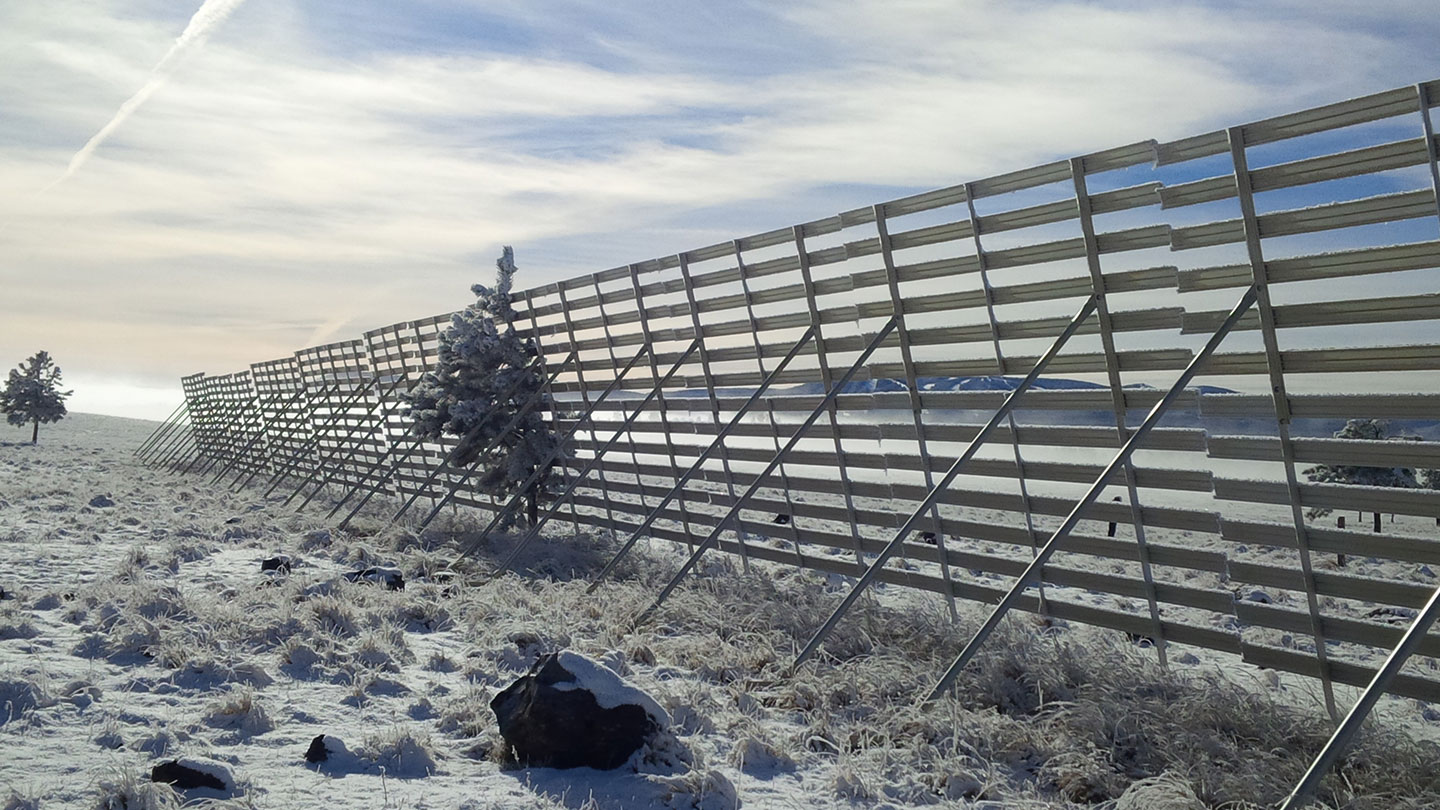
[[403, 247, 566, 526]]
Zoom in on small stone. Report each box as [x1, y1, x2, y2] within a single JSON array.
[[1366, 606, 1419, 624], [1175, 652, 1200, 665], [304, 734, 329, 763], [224, 517, 242, 525], [1422, 707, 1440, 723], [1419, 565, 1436, 579], [1242, 590, 1272, 604], [343, 566, 404, 590], [260, 555, 292, 574], [88, 495, 115, 508]]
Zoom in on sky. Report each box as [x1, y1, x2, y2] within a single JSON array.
[[1, 0, 1438, 420]]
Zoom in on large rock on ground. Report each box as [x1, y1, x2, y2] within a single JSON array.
[[490, 650, 668, 770], [150, 757, 235, 794]]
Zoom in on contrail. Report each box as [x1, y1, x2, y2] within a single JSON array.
[[43, 0, 248, 193]]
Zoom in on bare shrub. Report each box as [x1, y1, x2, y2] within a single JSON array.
[[202, 686, 273, 736], [360, 724, 440, 777]]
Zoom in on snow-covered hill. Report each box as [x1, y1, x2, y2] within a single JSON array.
[[1, 414, 1437, 808]]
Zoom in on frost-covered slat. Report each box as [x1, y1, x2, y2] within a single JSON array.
[[1172, 190, 1437, 250], [1214, 477, 1440, 518], [1161, 138, 1434, 210], [1204, 344, 1440, 376], [1242, 643, 1440, 704], [1207, 435, 1440, 469], [1227, 560, 1440, 610], [1200, 392, 1440, 420], [1181, 293, 1440, 333], [1221, 518, 1440, 566]]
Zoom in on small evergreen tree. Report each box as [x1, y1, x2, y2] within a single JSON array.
[[404, 247, 565, 527], [1, 351, 72, 444], [1302, 418, 1418, 520]]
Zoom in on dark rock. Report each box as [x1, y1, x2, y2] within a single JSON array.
[[920, 531, 937, 545], [772, 514, 790, 525], [343, 566, 404, 590], [88, 495, 115, 508], [1366, 606, 1419, 624], [261, 555, 292, 574], [150, 760, 226, 791], [1241, 589, 1272, 604], [491, 651, 666, 770], [224, 517, 242, 524], [305, 734, 328, 763], [302, 734, 354, 767]]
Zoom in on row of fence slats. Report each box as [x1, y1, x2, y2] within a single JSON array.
[[173, 80, 1440, 706]]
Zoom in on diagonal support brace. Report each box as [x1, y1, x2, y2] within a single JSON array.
[[506, 325, 818, 580], [455, 340, 699, 557], [607, 316, 899, 615], [793, 294, 1100, 669], [923, 284, 1259, 703]]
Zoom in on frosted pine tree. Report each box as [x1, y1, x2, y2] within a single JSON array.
[[405, 247, 564, 526], [1302, 418, 1418, 520], [1, 351, 72, 444]]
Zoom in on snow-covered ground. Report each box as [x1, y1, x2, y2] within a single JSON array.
[[2, 413, 1438, 809]]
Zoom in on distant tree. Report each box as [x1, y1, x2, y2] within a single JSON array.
[[1422, 467, 1439, 490], [1302, 419, 1418, 521], [404, 247, 566, 527], [1, 351, 72, 444]]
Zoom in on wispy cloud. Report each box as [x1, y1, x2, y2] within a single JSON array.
[[1, 0, 1437, 418], [44, 0, 248, 192]]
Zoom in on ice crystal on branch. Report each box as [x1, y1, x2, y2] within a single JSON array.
[[404, 247, 565, 525]]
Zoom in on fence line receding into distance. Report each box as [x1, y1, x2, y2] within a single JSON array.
[[138, 81, 1440, 802]]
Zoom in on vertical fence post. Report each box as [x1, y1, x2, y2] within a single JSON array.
[[556, 283, 622, 541], [963, 183, 1048, 615], [794, 225, 871, 573], [677, 252, 747, 568], [1227, 125, 1339, 723], [1070, 156, 1170, 667], [734, 239, 808, 569], [873, 203, 961, 619], [593, 276, 658, 542], [627, 264, 703, 554]]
